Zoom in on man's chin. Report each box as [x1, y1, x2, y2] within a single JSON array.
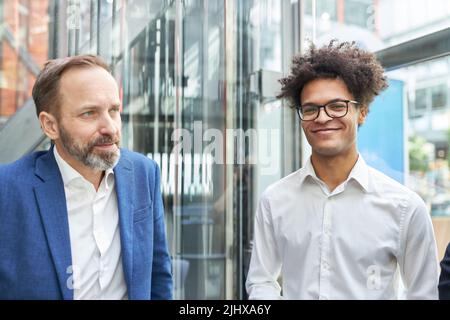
[[312, 145, 344, 157], [87, 148, 121, 170]]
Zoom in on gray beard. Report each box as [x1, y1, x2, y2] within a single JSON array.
[[83, 148, 121, 171], [59, 125, 121, 171]]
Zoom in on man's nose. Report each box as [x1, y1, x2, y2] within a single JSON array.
[[314, 107, 332, 123], [99, 113, 119, 136]]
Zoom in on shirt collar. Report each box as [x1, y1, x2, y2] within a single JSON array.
[[347, 154, 370, 192], [53, 146, 115, 188], [298, 157, 319, 186], [299, 153, 370, 193]]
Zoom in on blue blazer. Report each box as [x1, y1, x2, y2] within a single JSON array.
[[0, 147, 173, 300], [439, 242, 450, 300]]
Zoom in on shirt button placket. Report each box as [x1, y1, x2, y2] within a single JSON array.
[[319, 198, 332, 300]]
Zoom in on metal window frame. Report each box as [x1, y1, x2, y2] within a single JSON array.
[[375, 27, 450, 71]]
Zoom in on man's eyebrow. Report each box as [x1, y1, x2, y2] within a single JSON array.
[[78, 104, 101, 110], [78, 103, 121, 111]]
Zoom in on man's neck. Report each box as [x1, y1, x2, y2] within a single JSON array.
[[310, 148, 359, 192], [55, 144, 105, 191], [74, 165, 105, 192]]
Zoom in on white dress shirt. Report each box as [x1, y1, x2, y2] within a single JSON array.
[[54, 147, 127, 300], [246, 155, 439, 300]]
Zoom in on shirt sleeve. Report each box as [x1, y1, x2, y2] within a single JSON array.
[[245, 193, 283, 299], [398, 195, 439, 300]]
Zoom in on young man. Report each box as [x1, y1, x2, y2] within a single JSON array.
[[0, 55, 172, 300], [246, 41, 439, 300]]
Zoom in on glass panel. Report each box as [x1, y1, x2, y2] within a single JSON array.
[[78, 0, 92, 49], [0, 0, 49, 127], [233, 0, 285, 299], [387, 56, 450, 260], [305, 0, 337, 21], [431, 84, 447, 110], [411, 88, 428, 117], [344, 0, 373, 30], [176, 0, 227, 300], [305, 0, 450, 51]]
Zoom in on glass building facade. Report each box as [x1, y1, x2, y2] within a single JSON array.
[[1, 0, 450, 299]]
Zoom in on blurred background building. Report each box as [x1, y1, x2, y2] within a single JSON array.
[[1, 0, 450, 299]]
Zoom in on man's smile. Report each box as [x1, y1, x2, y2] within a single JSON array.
[[310, 127, 342, 134]]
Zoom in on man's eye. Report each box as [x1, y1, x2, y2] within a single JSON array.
[[328, 103, 346, 110], [81, 111, 94, 117], [302, 106, 317, 114]]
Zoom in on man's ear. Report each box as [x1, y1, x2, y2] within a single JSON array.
[[358, 106, 368, 125], [39, 111, 59, 140]]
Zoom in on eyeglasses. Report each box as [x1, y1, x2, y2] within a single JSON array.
[[296, 99, 360, 121]]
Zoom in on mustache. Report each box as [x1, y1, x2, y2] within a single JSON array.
[[89, 135, 120, 148]]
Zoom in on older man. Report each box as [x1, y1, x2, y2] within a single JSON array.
[[0, 55, 172, 300]]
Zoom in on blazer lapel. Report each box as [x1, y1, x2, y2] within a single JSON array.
[[34, 149, 73, 300], [114, 151, 135, 298]]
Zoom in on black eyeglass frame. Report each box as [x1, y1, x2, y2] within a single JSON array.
[[296, 99, 360, 121]]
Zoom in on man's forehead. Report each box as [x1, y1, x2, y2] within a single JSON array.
[[300, 78, 352, 102], [60, 65, 114, 83], [60, 68, 118, 93]]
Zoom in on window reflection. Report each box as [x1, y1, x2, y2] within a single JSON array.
[[386, 56, 450, 259], [305, 0, 450, 50], [0, 0, 48, 126]]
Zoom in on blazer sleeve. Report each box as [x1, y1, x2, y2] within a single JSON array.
[[150, 161, 173, 300], [439, 243, 450, 300]]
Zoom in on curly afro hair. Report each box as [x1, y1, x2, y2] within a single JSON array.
[[277, 40, 388, 110]]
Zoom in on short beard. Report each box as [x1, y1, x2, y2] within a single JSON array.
[[59, 124, 121, 171]]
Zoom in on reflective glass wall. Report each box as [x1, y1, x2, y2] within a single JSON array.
[[304, 0, 450, 50], [0, 0, 48, 128]]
